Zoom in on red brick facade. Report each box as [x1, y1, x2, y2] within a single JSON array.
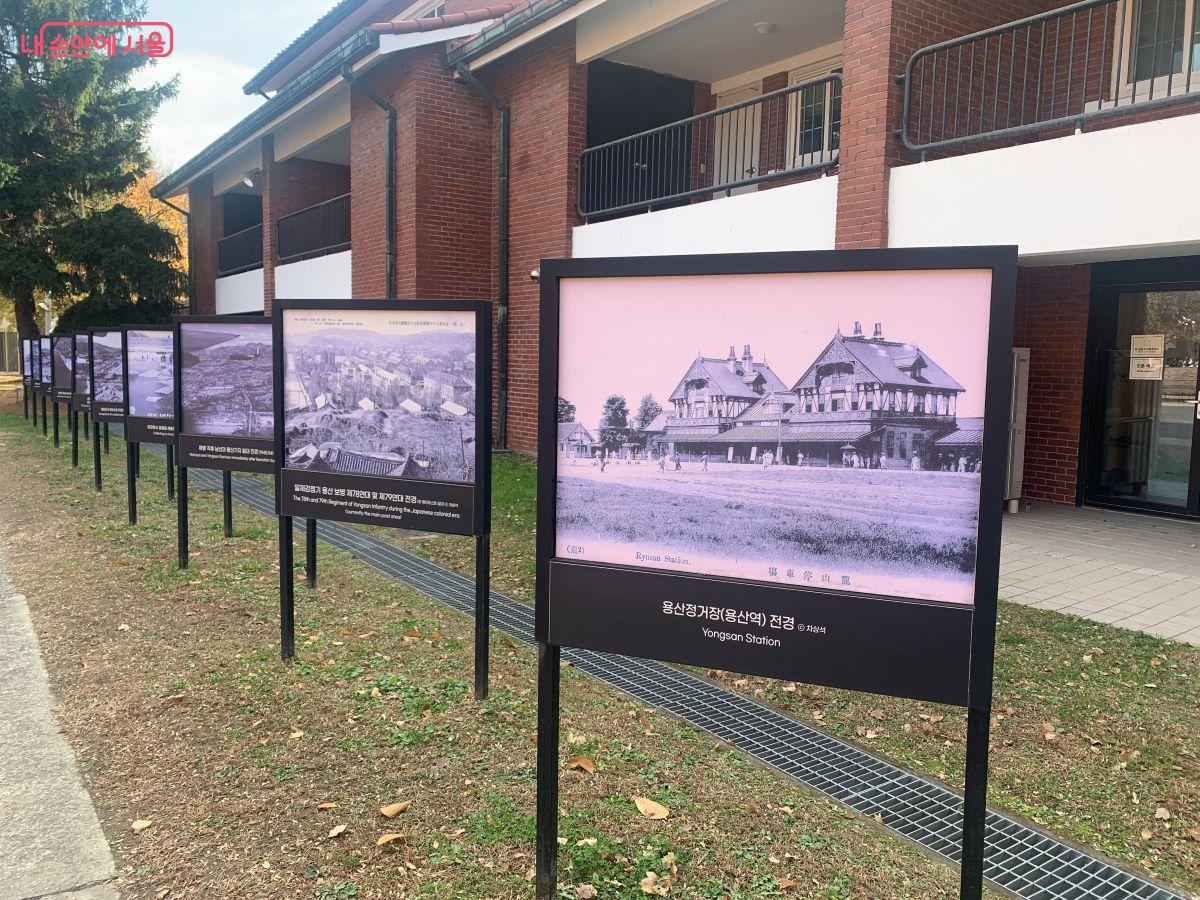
[[178, 2, 1200, 501], [479, 23, 587, 452], [1013, 265, 1091, 504], [188, 174, 222, 316]]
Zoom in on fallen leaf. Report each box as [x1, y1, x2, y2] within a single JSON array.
[[779, 877, 798, 890], [639, 871, 669, 895], [1155, 807, 1171, 821], [633, 797, 669, 820], [1189, 827, 1200, 843], [567, 756, 596, 774], [576, 887, 598, 900], [1141, 829, 1153, 840], [376, 833, 406, 847], [131, 819, 152, 834], [328, 824, 347, 838], [379, 800, 411, 818], [317, 802, 338, 811]]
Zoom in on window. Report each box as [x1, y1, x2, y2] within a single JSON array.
[[1114, 0, 1200, 97], [785, 60, 842, 169]]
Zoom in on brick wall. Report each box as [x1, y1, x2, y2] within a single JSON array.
[[188, 174, 221, 315], [836, 0, 1049, 248], [1013, 264, 1091, 504], [480, 24, 587, 452]]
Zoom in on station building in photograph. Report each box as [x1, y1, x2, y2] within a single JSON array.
[[154, 0, 1200, 521]]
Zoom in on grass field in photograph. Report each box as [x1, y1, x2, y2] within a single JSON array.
[[557, 461, 981, 598]]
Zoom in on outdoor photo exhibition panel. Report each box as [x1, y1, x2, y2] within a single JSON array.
[[534, 249, 1017, 900], [72, 333, 91, 414], [89, 328, 126, 423], [21, 338, 31, 397], [51, 334, 74, 406], [273, 299, 492, 695], [38, 336, 51, 396], [274, 300, 490, 536], [175, 316, 275, 474], [122, 326, 176, 445]]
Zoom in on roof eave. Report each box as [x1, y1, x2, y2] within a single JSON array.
[[243, 0, 370, 95], [445, 0, 583, 68], [152, 27, 380, 200]]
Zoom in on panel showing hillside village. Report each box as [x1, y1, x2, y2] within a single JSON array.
[[91, 331, 124, 403], [554, 272, 995, 606], [282, 309, 477, 485], [180, 322, 273, 439]]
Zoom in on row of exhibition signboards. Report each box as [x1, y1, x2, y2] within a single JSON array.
[[15, 249, 1019, 899]]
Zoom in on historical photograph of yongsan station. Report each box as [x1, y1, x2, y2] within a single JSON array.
[[647, 325, 977, 473]]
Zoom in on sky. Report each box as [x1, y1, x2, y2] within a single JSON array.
[[136, 0, 339, 172], [558, 269, 996, 429]]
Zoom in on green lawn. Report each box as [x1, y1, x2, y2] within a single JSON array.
[[410, 452, 1200, 894]]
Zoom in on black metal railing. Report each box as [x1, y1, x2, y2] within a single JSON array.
[[577, 73, 841, 221], [901, 0, 1200, 153], [276, 193, 351, 263], [217, 224, 264, 276]]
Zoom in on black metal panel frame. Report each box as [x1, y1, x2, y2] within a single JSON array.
[[88, 327, 127, 423], [535, 247, 1017, 709], [173, 314, 277, 473], [271, 298, 493, 537], [122, 324, 176, 445], [50, 334, 75, 405]]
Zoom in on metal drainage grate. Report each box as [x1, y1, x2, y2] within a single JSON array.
[[128, 445, 1184, 900]]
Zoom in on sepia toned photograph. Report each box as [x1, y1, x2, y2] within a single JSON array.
[[555, 270, 994, 605], [180, 321, 273, 438], [282, 308, 477, 484], [91, 331, 125, 404], [126, 329, 174, 419]]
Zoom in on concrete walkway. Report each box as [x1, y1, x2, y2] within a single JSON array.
[[1001, 503, 1200, 645], [0, 548, 117, 900]]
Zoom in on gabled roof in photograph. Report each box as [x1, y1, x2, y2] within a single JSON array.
[[934, 418, 985, 446], [558, 421, 595, 443], [669, 355, 788, 403], [791, 331, 965, 394]]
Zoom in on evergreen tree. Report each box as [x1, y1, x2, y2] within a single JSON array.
[[634, 393, 663, 430], [598, 394, 629, 453], [556, 396, 576, 423], [0, 3, 178, 339]]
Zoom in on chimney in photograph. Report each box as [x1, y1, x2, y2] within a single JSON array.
[[742, 344, 753, 372], [853, 321, 863, 337], [872, 323, 884, 341], [727, 345, 737, 373]]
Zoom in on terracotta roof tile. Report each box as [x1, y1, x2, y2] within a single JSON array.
[[371, 3, 521, 34]]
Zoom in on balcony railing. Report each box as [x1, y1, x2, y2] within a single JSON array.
[[217, 224, 263, 276], [901, 0, 1200, 153], [577, 73, 841, 221], [276, 193, 351, 264]]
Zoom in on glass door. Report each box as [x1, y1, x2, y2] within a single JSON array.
[[1087, 288, 1200, 513]]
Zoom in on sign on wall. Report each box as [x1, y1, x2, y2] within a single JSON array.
[[72, 334, 92, 413], [536, 250, 1016, 707], [175, 316, 274, 473], [123, 326, 176, 444], [51, 334, 74, 405], [274, 300, 491, 536], [89, 329, 126, 422], [38, 336, 51, 394], [1130, 333, 1165, 358]]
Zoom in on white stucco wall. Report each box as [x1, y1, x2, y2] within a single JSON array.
[[274, 250, 352, 300], [214, 268, 265, 315], [572, 176, 837, 258], [889, 113, 1200, 264]]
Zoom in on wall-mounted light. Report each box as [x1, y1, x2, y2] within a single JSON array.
[[242, 170, 258, 189], [754, 21, 776, 35]]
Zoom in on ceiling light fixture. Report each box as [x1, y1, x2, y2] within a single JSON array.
[[754, 21, 776, 35], [242, 170, 258, 189]]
